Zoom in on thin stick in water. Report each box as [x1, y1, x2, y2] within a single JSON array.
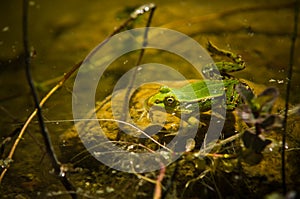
[[281, 0, 299, 194]]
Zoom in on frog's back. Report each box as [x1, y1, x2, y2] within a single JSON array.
[[172, 80, 225, 102]]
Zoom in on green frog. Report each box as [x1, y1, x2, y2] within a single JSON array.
[[145, 42, 250, 118]]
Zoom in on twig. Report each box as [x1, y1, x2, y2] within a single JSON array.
[[0, 60, 82, 183], [87, 118, 173, 152], [0, 2, 158, 189], [153, 165, 166, 199], [121, 3, 156, 121], [21, 0, 77, 197], [281, 0, 299, 194], [193, 130, 244, 158]]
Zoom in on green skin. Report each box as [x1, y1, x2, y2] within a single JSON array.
[[145, 42, 247, 117]]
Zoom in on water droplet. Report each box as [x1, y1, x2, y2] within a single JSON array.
[[269, 79, 276, 83], [29, 1, 35, 6], [277, 80, 284, 84], [2, 26, 9, 32]]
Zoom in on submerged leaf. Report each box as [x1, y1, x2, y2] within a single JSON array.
[[241, 148, 264, 165], [253, 87, 279, 114], [236, 85, 279, 119], [260, 115, 282, 130], [242, 130, 272, 153]]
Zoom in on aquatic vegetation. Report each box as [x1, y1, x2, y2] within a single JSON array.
[[237, 85, 281, 164]]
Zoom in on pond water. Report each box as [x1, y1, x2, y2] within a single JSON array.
[[0, 0, 299, 198]]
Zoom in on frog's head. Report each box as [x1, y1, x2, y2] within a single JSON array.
[[145, 86, 180, 113]]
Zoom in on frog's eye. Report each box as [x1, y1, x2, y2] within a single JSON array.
[[165, 96, 175, 106]]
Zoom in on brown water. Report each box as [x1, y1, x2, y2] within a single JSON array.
[[0, 0, 299, 198]]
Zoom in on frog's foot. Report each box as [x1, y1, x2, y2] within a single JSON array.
[[207, 41, 245, 68], [203, 41, 245, 79]]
